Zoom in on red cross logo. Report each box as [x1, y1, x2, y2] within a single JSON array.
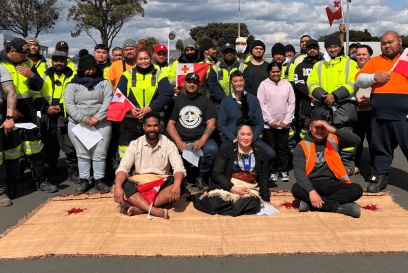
[[116, 93, 122, 98], [334, 1, 340, 8], [181, 65, 190, 73]]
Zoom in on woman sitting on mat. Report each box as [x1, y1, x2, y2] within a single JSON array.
[[192, 94, 271, 216]]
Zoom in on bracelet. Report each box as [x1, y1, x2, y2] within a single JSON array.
[[331, 126, 336, 134]]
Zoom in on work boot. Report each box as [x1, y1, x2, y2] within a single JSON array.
[[336, 203, 361, 218], [0, 193, 12, 207], [95, 179, 111, 193], [298, 200, 310, 212], [68, 168, 80, 184], [367, 174, 388, 193], [39, 175, 58, 193], [7, 178, 17, 198], [75, 179, 89, 194], [196, 178, 208, 192]]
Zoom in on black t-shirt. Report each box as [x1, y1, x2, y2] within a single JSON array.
[[246, 61, 269, 97], [169, 93, 217, 142]]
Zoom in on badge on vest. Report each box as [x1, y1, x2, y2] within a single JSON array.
[[94, 86, 101, 90]]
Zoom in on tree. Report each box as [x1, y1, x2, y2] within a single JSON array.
[[0, 0, 63, 38], [318, 29, 380, 42], [67, 0, 147, 50], [190, 22, 254, 49], [175, 39, 183, 52], [146, 36, 160, 48]]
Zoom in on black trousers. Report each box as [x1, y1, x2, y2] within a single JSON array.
[[353, 110, 373, 167], [262, 128, 289, 173], [292, 180, 363, 212], [0, 117, 6, 195]]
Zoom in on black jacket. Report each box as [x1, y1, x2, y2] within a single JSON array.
[[177, 51, 205, 64], [211, 142, 270, 202]]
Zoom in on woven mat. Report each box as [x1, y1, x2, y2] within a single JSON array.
[[0, 190, 407, 260]]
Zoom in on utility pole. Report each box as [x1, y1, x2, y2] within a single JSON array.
[[238, 0, 241, 37], [346, 0, 351, 55]]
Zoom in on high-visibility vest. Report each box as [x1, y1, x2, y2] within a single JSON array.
[[35, 57, 51, 79], [299, 133, 352, 184], [153, 63, 171, 77], [213, 62, 247, 95], [41, 71, 73, 105]]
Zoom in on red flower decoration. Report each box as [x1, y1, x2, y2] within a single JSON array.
[[280, 201, 297, 209], [361, 204, 379, 211], [66, 208, 87, 215]]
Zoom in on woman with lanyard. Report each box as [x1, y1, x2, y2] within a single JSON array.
[[191, 97, 271, 216], [114, 39, 173, 168]]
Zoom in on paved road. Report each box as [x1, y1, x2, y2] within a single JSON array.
[[2, 143, 408, 273]]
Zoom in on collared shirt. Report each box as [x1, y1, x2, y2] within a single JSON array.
[[231, 91, 247, 104], [116, 134, 187, 177]]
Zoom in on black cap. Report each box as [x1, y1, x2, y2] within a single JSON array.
[[306, 39, 319, 48], [185, 72, 200, 82], [51, 51, 68, 60], [222, 43, 236, 52], [349, 42, 361, 49], [201, 38, 216, 52], [10, 38, 29, 54], [271, 42, 286, 56], [285, 44, 296, 53], [324, 35, 341, 48], [55, 41, 69, 50]]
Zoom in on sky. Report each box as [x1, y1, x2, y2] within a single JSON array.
[[2, 0, 408, 56]]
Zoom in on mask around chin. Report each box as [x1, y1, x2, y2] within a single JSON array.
[[236, 45, 246, 54]]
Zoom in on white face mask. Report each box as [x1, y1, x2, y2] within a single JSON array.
[[236, 46, 246, 53]]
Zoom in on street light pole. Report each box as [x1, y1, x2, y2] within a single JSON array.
[[346, 0, 351, 55], [168, 31, 176, 61], [238, 0, 241, 37]]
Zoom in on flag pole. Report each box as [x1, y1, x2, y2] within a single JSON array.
[[238, 0, 241, 37], [340, 0, 345, 23], [346, 0, 350, 55], [147, 203, 153, 220]]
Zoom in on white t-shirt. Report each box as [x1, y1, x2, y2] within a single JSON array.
[[0, 64, 13, 105]]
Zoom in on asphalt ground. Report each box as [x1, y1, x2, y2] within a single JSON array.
[[2, 142, 408, 273]]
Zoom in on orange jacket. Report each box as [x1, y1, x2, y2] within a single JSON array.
[[106, 60, 136, 91], [299, 134, 351, 184]]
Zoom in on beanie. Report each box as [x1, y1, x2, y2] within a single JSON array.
[[285, 44, 296, 53], [183, 38, 196, 50], [122, 38, 137, 49], [271, 43, 286, 56], [250, 40, 265, 51], [324, 35, 341, 48], [201, 38, 215, 52], [78, 49, 98, 72]]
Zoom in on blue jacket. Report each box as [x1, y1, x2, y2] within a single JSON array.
[[218, 93, 264, 142]]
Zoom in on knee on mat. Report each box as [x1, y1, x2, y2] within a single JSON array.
[[291, 183, 305, 199], [349, 183, 364, 200]]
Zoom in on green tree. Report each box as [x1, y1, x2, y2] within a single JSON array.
[[175, 39, 183, 52], [67, 0, 146, 50], [146, 36, 160, 48], [0, 0, 63, 38], [318, 29, 380, 42]]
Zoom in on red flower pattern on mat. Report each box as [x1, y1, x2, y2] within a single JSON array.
[[361, 204, 379, 211], [280, 201, 298, 209], [66, 208, 87, 215]]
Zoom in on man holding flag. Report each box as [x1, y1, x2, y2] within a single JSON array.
[[114, 111, 186, 219], [355, 31, 408, 193]]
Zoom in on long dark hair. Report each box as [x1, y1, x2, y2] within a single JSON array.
[[236, 92, 255, 133]]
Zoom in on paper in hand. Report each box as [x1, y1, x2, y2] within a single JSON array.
[[182, 143, 203, 167], [71, 123, 103, 150]]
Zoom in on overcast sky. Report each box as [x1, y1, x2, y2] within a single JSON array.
[[2, 0, 408, 56]]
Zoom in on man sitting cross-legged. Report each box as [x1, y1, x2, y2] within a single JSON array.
[[291, 113, 363, 217], [114, 111, 187, 219]]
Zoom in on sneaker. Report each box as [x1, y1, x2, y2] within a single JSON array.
[[0, 193, 12, 207], [39, 176, 58, 193], [367, 174, 388, 193], [269, 174, 278, 182], [280, 172, 289, 182]]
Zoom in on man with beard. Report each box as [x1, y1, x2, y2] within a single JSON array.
[[153, 44, 171, 75], [245, 40, 269, 96], [25, 36, 50, 78], [199, 38, 218, 96], [114, 111, 187, 219], [348, 43, 361, 62], [106, 39, 137, 90], [40, 51, 79, 182], [308, 35, 358, 181], [111, 47, 123, 62], [294, 39, 323, 140], [167, 72, 218, 191], [169, 39, 205, 95], [94, 44, 111, 78], [52, 41, 76, 71]]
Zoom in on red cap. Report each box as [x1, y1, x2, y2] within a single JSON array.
[[154, 44, 168, 53]]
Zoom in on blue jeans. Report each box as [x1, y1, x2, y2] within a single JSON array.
[[184, 138, 219, 179], [220, 139, 276, 162]]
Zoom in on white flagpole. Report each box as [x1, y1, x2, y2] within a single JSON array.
[[346, 0, 350, 55], [340, 0, 345, 23], [147, 203, 153, 220]]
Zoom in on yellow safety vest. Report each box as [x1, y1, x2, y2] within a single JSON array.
[[41, 72, 73, 105], [212, 62, 247, 95]]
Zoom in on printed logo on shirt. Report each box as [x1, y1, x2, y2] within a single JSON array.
[[179, 105, 202, 129], [302, 68, 313, 76], [315, 152, 326, 167]]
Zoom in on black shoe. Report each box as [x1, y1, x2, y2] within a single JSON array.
[[39, 175, 58, 193], [367, 174, 388, 193], [299, 200, 310, 212], [75, 179, 89, 194], [0, 193, 12, 207], [337, 203, 361, 218], [7, 179, 17, 198], [68, 168, 80, 184], [196, 178, 208, 192], [95, 179, 111, 193]]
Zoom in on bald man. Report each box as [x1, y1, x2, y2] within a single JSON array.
[[355, 31, 408, 193]]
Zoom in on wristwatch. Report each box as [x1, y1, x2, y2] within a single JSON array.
[[6, 115, 13, 120]]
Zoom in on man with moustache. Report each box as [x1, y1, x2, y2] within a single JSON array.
[[245, 40, 269, 97], [167, 72, 218, 191], [25, 36, 50, 78], [40, 51, 78, 182], [153, 44, 171, 75], [111, 47, 123, 62]]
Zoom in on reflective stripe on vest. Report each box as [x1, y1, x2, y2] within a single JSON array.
[[1, 59, 32, 100], [118, 145, 128, 158], [0, 151, 3, 165], [214, 62, 246, 95], [4, 144, 22, 160], [126, 68, 162, 108], [22, 140, 44, 155]]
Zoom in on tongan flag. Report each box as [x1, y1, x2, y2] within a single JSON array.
[[326, 0, 343, 26], [107, 89, 135, 122], [176, 63, 209, 86], [391, 48, 408, 77], [136, 177, 167, 219]]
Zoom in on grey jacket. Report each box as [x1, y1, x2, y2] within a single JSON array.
[[64, 80, 112, 124]]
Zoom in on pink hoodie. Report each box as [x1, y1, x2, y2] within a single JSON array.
[[257, 78, 295, 129]]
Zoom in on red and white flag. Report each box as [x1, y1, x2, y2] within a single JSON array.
[[176, 63, 209, 86], [136, 177, 167, 219], [326, 0, 343, 26], [106, 89, 135, 122], [391, 48, 408, 77]]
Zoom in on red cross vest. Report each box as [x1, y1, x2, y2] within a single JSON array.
[[299, 134, 351, 184]]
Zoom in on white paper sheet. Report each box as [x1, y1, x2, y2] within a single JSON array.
[[182, 143, 203, 167], [13, 123, 38, 130], [71, 123, 103, 150], [257, 203, 280, 216]]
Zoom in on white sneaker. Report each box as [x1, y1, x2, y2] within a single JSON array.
[[269, 174, 278, 182], [280, 172, 289, 182]]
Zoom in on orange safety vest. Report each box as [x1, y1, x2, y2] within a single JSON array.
[[299, 134, 351, 184]]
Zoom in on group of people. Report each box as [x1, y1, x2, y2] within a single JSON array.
[[0, 26, 407, 222]]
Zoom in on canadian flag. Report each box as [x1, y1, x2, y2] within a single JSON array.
[[136, 177, 167, 219], [391, 48, 408, 77], [106, 89, 135, 122], [176, 63, 209, 87], [326, 0, 343, 26]]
